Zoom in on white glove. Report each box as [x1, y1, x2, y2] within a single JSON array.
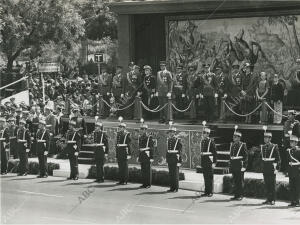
[[5, 148, 9, 152], [214, 93, 218, 98], [196, 94, 200, 99], [44, 151, 48, 156], [84, 135, 87, 138], [177, 163, 181, 167], [121, 94, 124, 98], [150, 159, 154, 163], [155, 92, 158, 97], [50, 133, 53, 136], [26, 149, 30, 153], [182, 94, 186, 98], [200, 94, 204, 99], [212, 163, 216, 168], [105, 154, 108, 158], [146, 151, 150, 157], [167, 92, 171, 98], [241, 167, 246, 172], [107, 92, 110, 96], [127, 155, 131, 160], [43, 143, 46, 147], [223, 93, 228, 98], [74, 152, 79, 156]]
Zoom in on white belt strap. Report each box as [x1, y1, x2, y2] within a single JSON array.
[[1, 128, 7, 139], [207, 139, 211, 153], [173, 138, 179, 151], [40, 130, 46, 141], [71, 131, 77, 141], [123, 133, 128, 145], [269, 144, 276, 159], [236, 142, 244, 157], [288, 148, 300, 163], [229, 142, 233, 157]]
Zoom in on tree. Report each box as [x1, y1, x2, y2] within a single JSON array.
[[0, 0, 85, 71]]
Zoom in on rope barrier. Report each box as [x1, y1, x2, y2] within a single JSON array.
[[100, 98, 135, 111], [265, 102, 288, 118], [171, 101, 193, 113], [224, 101, 262, 117], [0, 76, 28, 90], [141, 101, 168, 113]]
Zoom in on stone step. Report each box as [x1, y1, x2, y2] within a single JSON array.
[[196, 166, 229, 174]]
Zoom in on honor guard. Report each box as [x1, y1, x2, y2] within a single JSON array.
[[0, 117, 10, 175], [16, 119, 31, 176], [199, 122, 217, 197], [93, 117, 109, 183], [260, 127, 281, 205], [229, 126, 248, 200], [287, 135, 300, 207], [35, 118, 50, 178], [138, 119, 154, 188], [166, 122, 182, 192], [116, 117, 131, 185], [65, 119, 81, 180], [7, 117, 18, 159]]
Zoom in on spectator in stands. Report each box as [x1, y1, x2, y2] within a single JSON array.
[[270, 74, 284, 124]]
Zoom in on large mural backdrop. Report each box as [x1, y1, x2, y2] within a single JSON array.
[[167, 15, 300, 89]]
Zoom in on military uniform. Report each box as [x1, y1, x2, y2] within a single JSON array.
[[138, 132, 154, 187], [229, 139, 248, 199], [287, 137, 300, 207], [112, 72, 125, 105], [35, 125, 50, 177], [98, 71, 112, 118], [7, 118, 18, 159], [16, 123, 31, 175], [260, 139, 281, 204], [166, 134, 182, 192], [65, 127, 81, 180], [200, 134, 217, 195], [141, 70, 157, 119], [93, 129, 109, 182], [0, 121, 10, 174], [116, 129, 131, 184], [174, 70, 188, 119]]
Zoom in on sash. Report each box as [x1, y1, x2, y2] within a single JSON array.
[[261, 144, 276, 161], [288, 148, 300, 165]]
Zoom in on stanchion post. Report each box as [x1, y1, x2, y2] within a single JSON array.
[[98, 95, 104, 118], [134, 95, 142, 121], [261, 99, 268, 124], [167, 97, 173, 122], [219, 99, 226, 121]]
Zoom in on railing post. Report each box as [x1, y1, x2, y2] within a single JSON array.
[[261, 99, 268, 124], [167, 97, 173, 122], [219, 99, 226, 121], [134, 95, 142, 121]]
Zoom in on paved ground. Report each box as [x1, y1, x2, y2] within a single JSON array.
[[1, 174, 299, 224]]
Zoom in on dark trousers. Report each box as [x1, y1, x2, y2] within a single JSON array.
[[68, 151, 78, 178], [10, 139, 18, 159], [141, 162, 152, 186], [99, 95, 110, 118], [203, 166, 214, 194], [263, 173, 276, 201], [282, 138, 289, 172], [37, 149, 48, 176], [95, 151, 105, 181], [1, 147, 9, 173], [168, 163, 179, 190], [18, 147, 28, 174], [203, 96, 215, 121], [158, 96, 168, 121], [232, 171, 244, 197], [289, 176, 300, 204], [118, 160, 128, 183]]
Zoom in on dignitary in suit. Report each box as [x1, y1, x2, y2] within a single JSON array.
[[115, 117, 131, 185], [260, 127, 281, 205], [35, 118, 50, 178], [138, 119, 155, 188], [93, 117, 109, 183], [229, 126, 248, 200], [166, 122, 182, 192], [199, 122, 217, 197], [0, 117, 10, 175], [286, 135, 300, 207]]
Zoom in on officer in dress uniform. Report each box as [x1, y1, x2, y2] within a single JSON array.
[[16, 119, 31, 176], [93, 117, 109, 183], [35, 118, 50, 178], [112, 66, 125, 106], [65, 119, 81, 180], [199, 123, 217, 197], [115, 117, 131, 185], [286, 135, 300, 207], [7, 117, 18, 159], [260, 129, 281, 205], [229, 126, 248, 200], [157, 61, 173, 123], [98, 65, 112, 119], [173, 64, 188, 119], [166, 122, 182, 192], [0, 117, 10, 175], [138, 119, 154, 188]]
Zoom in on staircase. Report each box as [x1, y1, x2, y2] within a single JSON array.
[[78, 145, 95, 164]]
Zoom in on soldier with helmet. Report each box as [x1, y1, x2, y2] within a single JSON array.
[[229, 125, 248, 200], [166, 122, 182, 192], [0, 117, 10, 175], [16, 118, 31, 176], [199, 122, 217, 197], [35, 117, 50, 178], [115, 117, 131, 185], [93, 117, 109, 183], [286, 135, 300, 207], [138, 119, 155, 188], [260, 128, 281, 205]]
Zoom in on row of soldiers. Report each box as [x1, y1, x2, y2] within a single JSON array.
[[1, 114, 300, 207]]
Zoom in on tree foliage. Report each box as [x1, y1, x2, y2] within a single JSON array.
[[0, 0, 85, 71]]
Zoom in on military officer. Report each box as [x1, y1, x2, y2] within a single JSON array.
[[45, 106, 57, 155], [260, 130, 281, 205], [7, 117, 18, 159], [65, 119, 81, 180], [173, 64, 188, 119], [229, 126, 248, 200], [112, 66, 125, 106], [0, 117, 10, 175], [166, 123, 182, 192], [157, 61, 173, 123], [16, 119, 31, 176], [199, 123, 217, 197], [138, 119, 155, 188], [287, 135, 300, 207], [93, 118, 109, 183], [98, 65, 112, 119], [35, 118, 50, 178], [115, 117, 131, 185]]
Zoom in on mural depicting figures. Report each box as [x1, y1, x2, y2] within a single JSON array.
[[167, 15, 300, 89]]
